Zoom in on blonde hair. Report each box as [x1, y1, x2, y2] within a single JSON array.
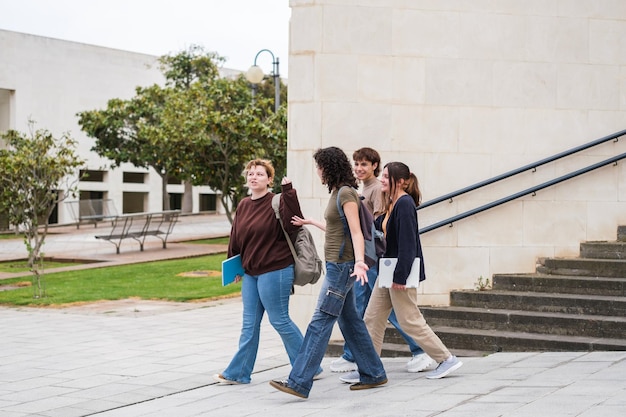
[[243, 159, 275, 188]]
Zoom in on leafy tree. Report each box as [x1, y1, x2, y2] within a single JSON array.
[[78, 85, 190, 211], [182, 75, 285, 222], [77, 46, 225, 212], [158, 44, 223, 89], [77, 45, 287, 223], [157, 45, 225, 213], [0, 121, 84, 298]]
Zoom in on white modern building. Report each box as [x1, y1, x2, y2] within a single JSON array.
[[0, 29, 226, 228]]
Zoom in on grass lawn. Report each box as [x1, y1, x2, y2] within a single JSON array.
[[187, 236, 230, 245], [0, 260, 86, 273], [0, 253, 241, 307]]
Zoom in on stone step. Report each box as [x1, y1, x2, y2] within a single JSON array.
[[538, 257, 626, 278], [429, 326, 626, 353], [325, 339, 487, 359], [492, 273, 626, 296], [418, 306, 626, 339], [329, 227, 626, 358], [324, 340, 414, 359], [450, 290, 626, 316], [580, 241, 626, 260]]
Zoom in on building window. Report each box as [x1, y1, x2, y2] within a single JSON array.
[[123, 172, 146, 183], [199, 194, 217, 212], [0, 88, 12, 134], [80, 170, 106, 182], [169, 193, 182, 210], [122, 192, 146, 213], [80, 191, 104, 200]]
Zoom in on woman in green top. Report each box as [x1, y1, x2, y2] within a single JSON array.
[[269, 147, 387, 399]]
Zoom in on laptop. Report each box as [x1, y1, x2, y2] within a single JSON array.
[[377, 257, 421, 288]]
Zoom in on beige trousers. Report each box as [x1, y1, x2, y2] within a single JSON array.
[[363, 283, 450, 363]]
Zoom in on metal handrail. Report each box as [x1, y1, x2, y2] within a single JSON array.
[[418, 129, 626, 210], [418, 129, 626, 234]]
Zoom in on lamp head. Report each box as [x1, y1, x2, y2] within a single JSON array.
[[245, 65, 265, 84]]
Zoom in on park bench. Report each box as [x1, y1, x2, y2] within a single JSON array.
[[67, 199, 118, 229], [94, 210, 180, 254]]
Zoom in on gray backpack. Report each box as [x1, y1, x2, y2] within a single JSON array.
[[271, 194, 323, 286]]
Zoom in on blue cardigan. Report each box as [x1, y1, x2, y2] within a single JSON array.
[[376, 194, 426, 285]]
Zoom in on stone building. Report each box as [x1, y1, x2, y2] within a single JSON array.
[[286, 0, 626, 329]]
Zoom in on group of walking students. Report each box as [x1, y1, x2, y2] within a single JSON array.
[[212, 146, 463, 399]]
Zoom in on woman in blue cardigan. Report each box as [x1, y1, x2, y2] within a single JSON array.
[[363, 161, 463, 379]]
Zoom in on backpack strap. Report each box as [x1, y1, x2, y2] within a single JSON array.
[[336, 186, 351, 260], [272, 193, 298, 260]]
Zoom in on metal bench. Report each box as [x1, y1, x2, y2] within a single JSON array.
[[67, 199, 118, 229], [94, 210, 180, 254]]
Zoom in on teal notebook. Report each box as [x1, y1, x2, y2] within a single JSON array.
[[221, 254, 244, 286]]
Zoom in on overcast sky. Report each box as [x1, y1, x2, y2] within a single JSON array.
[[0, 0, 291, 76]]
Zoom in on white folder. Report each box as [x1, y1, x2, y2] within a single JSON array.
[[377, 257, 420, 288]]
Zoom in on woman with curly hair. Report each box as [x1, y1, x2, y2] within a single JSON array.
[[269, 147, 387, 399]]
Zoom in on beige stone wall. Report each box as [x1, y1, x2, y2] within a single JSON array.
[[287, 0, 626, 331]]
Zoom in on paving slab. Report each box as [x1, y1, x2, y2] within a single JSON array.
[[1, 214, 625, 416]]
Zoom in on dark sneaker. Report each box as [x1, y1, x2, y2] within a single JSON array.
[[349, 378, 388, 391], [269, 379, 308, 399]]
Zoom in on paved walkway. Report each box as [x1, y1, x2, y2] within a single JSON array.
[[1, 214, 625, 416]]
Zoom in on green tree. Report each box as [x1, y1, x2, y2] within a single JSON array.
[[77, 46, 287, 222], [157, 45, 225, 213], [183, 75, 285, 222], [77, 46, 225, 212], [78, 85, 191, 211], [0, 121, 84, 298]]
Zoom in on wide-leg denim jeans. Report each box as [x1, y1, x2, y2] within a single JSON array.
[[287, 261, 386, 397], [343, 264, 425, 362], [222, 264, 304, 384]]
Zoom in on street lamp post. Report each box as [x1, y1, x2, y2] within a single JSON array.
[[245, 49, 280, 112]]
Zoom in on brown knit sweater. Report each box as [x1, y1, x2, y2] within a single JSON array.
[[227, 183, 304, 276]]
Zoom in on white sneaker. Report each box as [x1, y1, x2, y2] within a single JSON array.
[[339, 370, 360, 384], [212, 373, 241, 385], [426, 355, 463, 379], [330, 357, 358, 373], [406, 353, 435, 373]]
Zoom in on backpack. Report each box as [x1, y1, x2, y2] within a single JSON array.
[[336, 186, 386, 267], [271, 194, 323, 286]]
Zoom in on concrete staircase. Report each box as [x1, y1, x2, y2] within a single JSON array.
[[327, 227, 626, 358]]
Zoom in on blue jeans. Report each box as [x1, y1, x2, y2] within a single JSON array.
[[286, 261, 386, 397], [222, 264, 306, 384], [343, 265, 424, 362]]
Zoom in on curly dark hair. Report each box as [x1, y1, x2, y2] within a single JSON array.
[[313, 147, 358, 193]]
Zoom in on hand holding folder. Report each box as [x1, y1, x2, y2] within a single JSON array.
[[221, 254, 244, 286]]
